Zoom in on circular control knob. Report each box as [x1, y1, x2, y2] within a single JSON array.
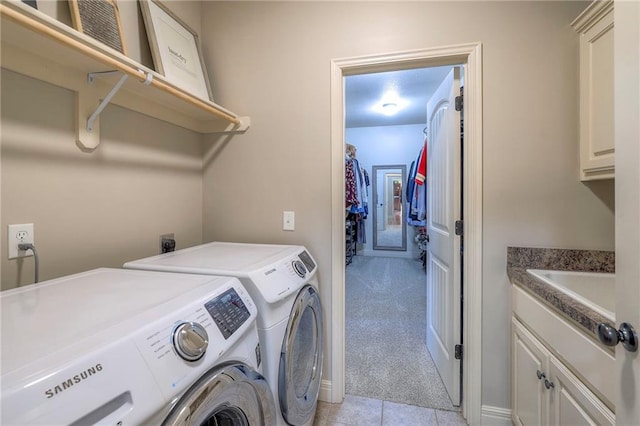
[[292, 260, 307, 278], [172, 322, 209, 361]]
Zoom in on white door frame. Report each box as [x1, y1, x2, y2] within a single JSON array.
[[329, 43, 483, 424]]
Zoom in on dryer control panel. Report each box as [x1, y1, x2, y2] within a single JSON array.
[[298, 250, 316, 272], [248, 250, 318, 306]]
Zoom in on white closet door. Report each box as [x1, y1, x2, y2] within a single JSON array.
[[425, 67, 461, 406]]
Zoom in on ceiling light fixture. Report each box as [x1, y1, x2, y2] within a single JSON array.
[[372, 90, 408, 116], [381, 102, 399, 115]]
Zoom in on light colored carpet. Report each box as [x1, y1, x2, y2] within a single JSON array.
[[345, 255, 455, 411]]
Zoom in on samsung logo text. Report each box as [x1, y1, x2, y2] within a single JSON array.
[[45, 364, 103, 399]]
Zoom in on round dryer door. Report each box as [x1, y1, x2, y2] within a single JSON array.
[[279, 285, 323, 425], [162, 363, 275, 426]]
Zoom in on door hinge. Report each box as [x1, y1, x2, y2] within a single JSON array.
[[455, 344, 463, 360], [455, 94, 463, 111], [455, 220, 464, 236]]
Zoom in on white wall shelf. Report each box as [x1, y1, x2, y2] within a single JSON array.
[[0, 1, 249, 150]]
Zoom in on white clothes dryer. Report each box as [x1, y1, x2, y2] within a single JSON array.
[[1, 268, 275, 425], [124, 242, 323, 426]]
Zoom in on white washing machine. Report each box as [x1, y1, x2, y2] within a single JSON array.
[[1, 268, 275, 425], [124, 242, 323, 426]]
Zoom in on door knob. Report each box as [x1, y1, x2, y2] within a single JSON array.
[[597, 322, 638, 352]]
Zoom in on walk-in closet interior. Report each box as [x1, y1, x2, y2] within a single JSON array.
[[344, 65, 460, 412]]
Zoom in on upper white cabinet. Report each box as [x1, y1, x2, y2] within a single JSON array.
[[572, 0, 614, 181], [0, 1, 249, 150]]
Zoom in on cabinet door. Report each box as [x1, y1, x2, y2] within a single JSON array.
[[577, 4, 614, 180], [548, 356, 615, 426], [512, 318, 549, 426]]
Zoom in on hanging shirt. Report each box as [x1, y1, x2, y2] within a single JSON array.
[[345, 157, 358, 207], [415, 139, 427, 186], [406, 160, 416, 211], [354, 159, 367, 211], [349, 158, 369, 216], [407, 142, 427, 227], [362, 168, 370, 217]]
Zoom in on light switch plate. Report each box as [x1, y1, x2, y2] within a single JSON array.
[[283, 211, 295, 231]]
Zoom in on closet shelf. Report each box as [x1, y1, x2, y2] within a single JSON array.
[[0, 1, 249, 149]]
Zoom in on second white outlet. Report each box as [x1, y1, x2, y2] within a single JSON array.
[[8, 223, 34, 259], [283, 211, 295, 231]]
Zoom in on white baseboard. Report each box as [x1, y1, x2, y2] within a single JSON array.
[[481, 405, 511, 425], [318, 379, 336, 404]]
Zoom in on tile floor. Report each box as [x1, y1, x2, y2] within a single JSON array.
[[313, 395, 467, 426]]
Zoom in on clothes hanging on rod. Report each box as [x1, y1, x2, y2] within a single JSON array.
[[345, 143, 370, 249], [345, 156, 358, 207], [407, 137, 427, 227], [345, 143, 358, 208], [345, 144, 369, 218]]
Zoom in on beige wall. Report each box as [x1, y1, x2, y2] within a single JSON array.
[[1, 70, 204, 288], [199, 0, 614, 413]]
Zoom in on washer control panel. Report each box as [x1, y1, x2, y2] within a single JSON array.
[[134, 282, 257, 400], [205, 288, 251, 339]]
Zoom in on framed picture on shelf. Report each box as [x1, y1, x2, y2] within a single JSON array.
[[69, 0, 127, 55], [140, 0, 213, 102]]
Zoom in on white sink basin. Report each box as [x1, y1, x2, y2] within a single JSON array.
[[526, 269, 615, 322]]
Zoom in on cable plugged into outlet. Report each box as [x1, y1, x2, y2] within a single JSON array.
[[160, 233, 176, 254], [8, 223, 34, 259]]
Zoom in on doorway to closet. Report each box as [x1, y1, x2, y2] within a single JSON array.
[[330, 43, 483, 423], [343, 65, 460, 411]]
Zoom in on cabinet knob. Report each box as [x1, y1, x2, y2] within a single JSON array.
[[597, 322, 638, 352], [536, 370, 545, 380], [544, 379, 555, 390]]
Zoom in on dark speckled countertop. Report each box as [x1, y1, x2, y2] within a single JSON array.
[[507, 247, 615, 337]]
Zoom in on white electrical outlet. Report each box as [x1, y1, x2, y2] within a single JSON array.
[[283, 211, 295, 231], [8, 223, 34, 259]]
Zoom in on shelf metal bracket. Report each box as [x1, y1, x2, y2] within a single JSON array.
[[77, 70, 154, 150], [86, 71, 128, 132]]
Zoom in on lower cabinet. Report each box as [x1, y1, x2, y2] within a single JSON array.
[[512, 318, 615, 425]]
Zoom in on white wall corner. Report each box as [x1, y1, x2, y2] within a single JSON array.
[[481, 405, 512, 425]]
